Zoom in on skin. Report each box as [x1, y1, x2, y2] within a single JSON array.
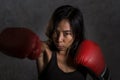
[[37, 19, 76, 74]]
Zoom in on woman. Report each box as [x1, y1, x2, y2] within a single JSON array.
[[0, 5, 110, 80], [37, 5, 86, 80]]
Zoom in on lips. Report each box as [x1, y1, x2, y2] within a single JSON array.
[[56, 44, 64, 49], [57, 46, 64, 48]]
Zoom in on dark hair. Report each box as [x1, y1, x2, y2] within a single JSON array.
[[46, 5, 85, 57]]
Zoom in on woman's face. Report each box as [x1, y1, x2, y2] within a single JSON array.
[[52, 19, 74, 52]]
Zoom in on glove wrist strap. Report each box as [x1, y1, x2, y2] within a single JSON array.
[[98, 67, 111, 80]]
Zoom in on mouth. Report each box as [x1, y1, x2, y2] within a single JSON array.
[[57, 46, 64, 48], [56, 45, 64, 50]]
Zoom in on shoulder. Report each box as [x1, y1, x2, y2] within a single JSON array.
[[37, 41, 53, 73], [40, 41, 53, 63]]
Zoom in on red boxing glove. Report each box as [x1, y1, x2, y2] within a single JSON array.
[[74, 40, 106, 77], [0, 27, 42, 60]]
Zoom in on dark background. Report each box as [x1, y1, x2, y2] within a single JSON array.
[[0, 0, 119, 80]]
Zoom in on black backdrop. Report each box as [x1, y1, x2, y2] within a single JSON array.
[[0, 0, 120, 80]]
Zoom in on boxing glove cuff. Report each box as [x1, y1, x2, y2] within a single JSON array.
[[98, 67, 111, 80]]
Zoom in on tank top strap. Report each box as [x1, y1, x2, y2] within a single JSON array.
[[49, 51, 57, 64]]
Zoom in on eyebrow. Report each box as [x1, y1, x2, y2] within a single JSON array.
[[54, 30, 72, 33], [63, 30, 72, 32]]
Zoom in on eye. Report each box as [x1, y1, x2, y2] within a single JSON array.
[[53, 30, 59, 36], [64, 32, 72, 36]]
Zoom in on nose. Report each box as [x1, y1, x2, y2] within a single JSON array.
[[57, 33, 63, 43]]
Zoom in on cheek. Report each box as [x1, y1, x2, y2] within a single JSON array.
[[52, 34, 56, 41], [66, 37, 74, 46], [52, 37, 56, 44]]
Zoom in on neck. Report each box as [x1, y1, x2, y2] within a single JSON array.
[[57, 50, 76, 68], [57, 50, 68, 56]]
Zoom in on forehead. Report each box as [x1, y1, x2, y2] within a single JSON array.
[[56, 19, 71, 31]]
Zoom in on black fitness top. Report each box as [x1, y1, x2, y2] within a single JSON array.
[[39, 52, 86, 80]]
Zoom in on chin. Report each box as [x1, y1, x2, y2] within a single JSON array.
[[57, 48, 67, 52], [58, 49, 65, 51]]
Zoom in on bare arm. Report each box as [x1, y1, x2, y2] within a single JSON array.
[[36, 41, 52, 74]]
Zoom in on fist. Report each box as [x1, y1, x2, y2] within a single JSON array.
[[74, 40, 106, 77]]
